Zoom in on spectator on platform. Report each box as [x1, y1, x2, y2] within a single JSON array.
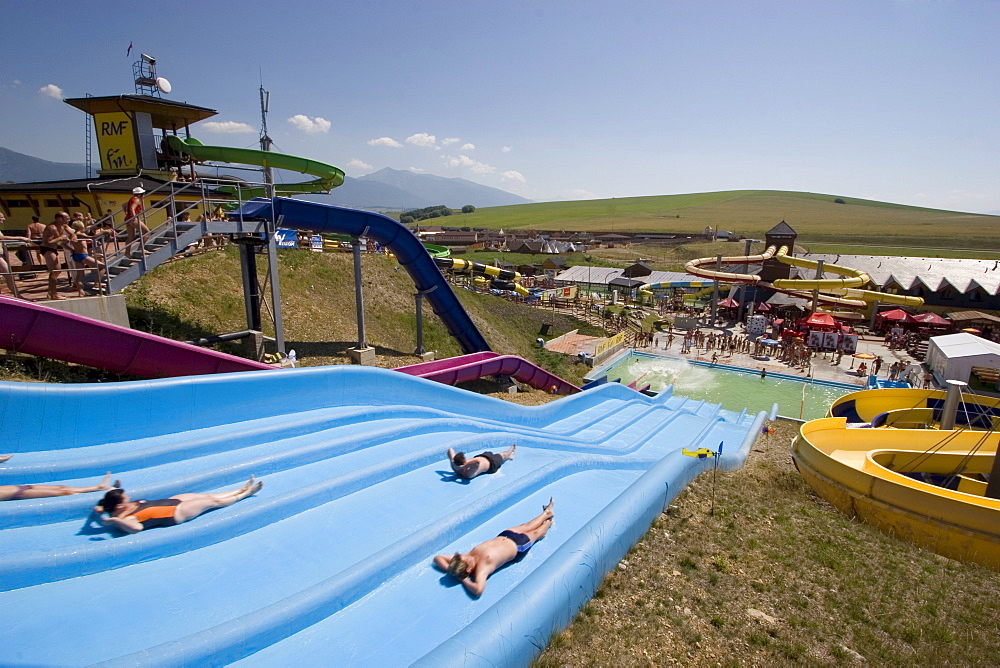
[[0, 231, 33, 297]]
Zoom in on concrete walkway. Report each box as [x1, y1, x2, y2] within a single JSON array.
[[642, 329, 923, 387]]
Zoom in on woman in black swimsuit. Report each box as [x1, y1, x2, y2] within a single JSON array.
[[96, 476, 262, 533]]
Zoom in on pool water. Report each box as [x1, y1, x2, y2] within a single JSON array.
[[589, 353, 856, 420]]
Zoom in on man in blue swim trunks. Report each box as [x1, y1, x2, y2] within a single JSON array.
[[433, 498, 554, 597], [447, 444, 516, 480]]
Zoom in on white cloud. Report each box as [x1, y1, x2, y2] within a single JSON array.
[[502, 170, 526, 184], [287, 114, 331, 134], [442, 137, 460, 145], [13, 79, 21, 86], [408, 167, 426, 172], [405, 132, 437, 147], [446, 154, 495, 174], [368, 136, 403, 148], [347, 158, 373, 171], [201, 120, 255, 134], [502, 146, 511, 153], [460, 143, 475, 151], [39, 84, 63, 100]]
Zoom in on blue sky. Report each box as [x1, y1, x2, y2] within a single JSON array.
[[2, 0, 999, 214]]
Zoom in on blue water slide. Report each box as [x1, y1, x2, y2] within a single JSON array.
[[0, 365, 764, 665], [233, 198, 491, 354]]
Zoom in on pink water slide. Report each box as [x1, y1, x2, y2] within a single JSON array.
[[395, 352, 579, 394], [0, 296, 274, 378]]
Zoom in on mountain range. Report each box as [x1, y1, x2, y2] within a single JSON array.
[[0, 147, 532, 211]]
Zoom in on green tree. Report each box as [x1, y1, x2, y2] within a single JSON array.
[[462, 205, 476, 214]]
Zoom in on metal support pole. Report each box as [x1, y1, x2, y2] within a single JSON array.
[[811, 260, 825, 313], [352, 236, 367, 349], [267, 214, 286, 354], [709, 255, 721, 325], [238, 241, 262, 331], [414, 292, 425, 355], [940, 379, 967, 431]]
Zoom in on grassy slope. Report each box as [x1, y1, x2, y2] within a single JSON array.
[[460, 190, 999, 249], [536, 419, 1000, 666], [126, 248, 603, 382]]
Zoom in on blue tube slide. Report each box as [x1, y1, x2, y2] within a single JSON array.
[[0, 365, 763, 665], [233, 198, 491, 354]]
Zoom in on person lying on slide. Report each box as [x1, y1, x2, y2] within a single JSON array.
[[448, 444, 516, 480], [95, 476, 262, 533], [434, 498, 554, 597], [1, 470, 114, 502]]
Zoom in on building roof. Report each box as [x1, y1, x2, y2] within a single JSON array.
[[555, 266, 707, 286], [797, 254, 1000, 296], [0, 176, 172, 194], [64, 95, 218, 129], [945, 310, 1000, 324], [930, 332, 1000, 359], [766, 220, 797, 236]]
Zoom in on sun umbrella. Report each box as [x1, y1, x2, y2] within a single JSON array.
[[911, 312, 949, 327], [849, 352, 876, 369], [717, 297, 739, 308], [760, 338, 781, 345], [962, 327, 982, 334]]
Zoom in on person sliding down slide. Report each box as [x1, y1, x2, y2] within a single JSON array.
[[1, 468, 114, 502], [96, 476, 262, 533], [448, 444, 516, 480], [434, 498, 554, 597]]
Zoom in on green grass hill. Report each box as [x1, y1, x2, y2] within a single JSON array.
[[461, 190, 998, 250]]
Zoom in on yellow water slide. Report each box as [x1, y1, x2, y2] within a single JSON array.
[[684, 244, 923, 308], [770, 247, 922, 306], [792, 417, 1000, 570]]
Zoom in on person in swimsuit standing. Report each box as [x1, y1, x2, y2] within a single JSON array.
[[433, 498, 554, 597], [0, 470, 113, 502], [123, 186, 150, 252], [39, 212, 73, 300], [447, 444, 516, 480], [95, 476, 262, 533]]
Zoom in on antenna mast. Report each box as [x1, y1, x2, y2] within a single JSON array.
[[259, 85, 273, 187]]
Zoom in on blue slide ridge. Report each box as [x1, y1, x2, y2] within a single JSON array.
[[234, 197, 491, 354], [0, 366, 764, 666]]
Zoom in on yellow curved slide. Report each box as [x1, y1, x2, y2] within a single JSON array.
[[685, 244, 923, 307], [792, 417, 1000, 570]]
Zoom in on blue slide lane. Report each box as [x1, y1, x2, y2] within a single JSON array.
[[0, 366, 764, 666], [234, 197, 491, 354]]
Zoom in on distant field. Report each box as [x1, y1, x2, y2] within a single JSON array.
[[460, 190, 999, 251]]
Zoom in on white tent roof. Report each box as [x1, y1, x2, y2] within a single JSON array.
[[930, 333, 1000, 358], [927, 333, 1000, 384]]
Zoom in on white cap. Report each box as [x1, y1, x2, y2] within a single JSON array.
[[133, 186, 146, 194]]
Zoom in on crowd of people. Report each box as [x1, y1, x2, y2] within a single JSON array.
[[0, 190, 227, 301]]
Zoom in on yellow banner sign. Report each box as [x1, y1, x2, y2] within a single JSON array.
[[594, 331, 627, 357], [95, 112, 138, 172]]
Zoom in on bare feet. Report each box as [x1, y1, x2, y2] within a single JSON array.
[[543, 497, 554, 516], [0, 455, 11, 464], [97, 472, 113, 491], [504, 443, 516, 460]]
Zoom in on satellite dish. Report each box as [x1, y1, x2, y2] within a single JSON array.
[[155, 77, 172, 94]]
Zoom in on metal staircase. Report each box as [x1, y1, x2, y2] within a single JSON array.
[[92, 180, 269, 295]]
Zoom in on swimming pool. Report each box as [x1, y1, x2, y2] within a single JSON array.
[[586, 352, 858, 420]]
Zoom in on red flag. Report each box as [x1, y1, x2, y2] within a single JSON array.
[[126, 41, 133, 57]]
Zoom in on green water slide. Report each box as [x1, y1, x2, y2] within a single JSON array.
[[166, 136, 345, 197]]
